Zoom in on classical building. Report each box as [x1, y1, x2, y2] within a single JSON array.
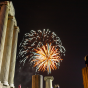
[[0, 1, 54, 88], [0, 1, 19, 88]]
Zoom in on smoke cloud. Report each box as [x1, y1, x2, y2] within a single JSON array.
[[14, 61, 35, 88]]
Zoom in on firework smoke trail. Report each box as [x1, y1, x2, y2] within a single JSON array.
[[18, 29, 66, 74]]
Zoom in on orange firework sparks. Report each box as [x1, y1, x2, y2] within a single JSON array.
[[31, 43, 63, 74]]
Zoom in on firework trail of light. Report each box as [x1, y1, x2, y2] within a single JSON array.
[[18, 29, 66, 74]]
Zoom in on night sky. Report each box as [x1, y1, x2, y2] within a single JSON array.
[[12, 1, 88, 88]]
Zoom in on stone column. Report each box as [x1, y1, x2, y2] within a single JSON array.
[[1, 15, 14, 86], [0, 2, 9, 82], [32, 75, 43, 88], [44, 76, 54, 88], [8, 26, 19, 87]]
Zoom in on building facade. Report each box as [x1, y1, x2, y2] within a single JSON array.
[[0, 1, 19, 88]]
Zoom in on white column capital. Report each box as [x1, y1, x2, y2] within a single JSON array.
[[8, 16, 18, 27], [14, 26, 20, 32], [44, 76, 54, 81]]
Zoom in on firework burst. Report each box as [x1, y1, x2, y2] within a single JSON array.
[[31, 43, 63, 74], [18, 29, 65, 74]]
